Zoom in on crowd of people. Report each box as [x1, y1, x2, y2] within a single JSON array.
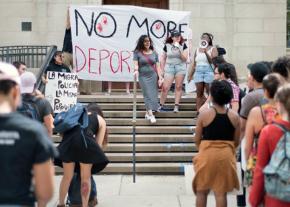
[[0, 13, 290, 206]]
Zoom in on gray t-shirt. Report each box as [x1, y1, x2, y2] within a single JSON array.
[[163, 43, 188, 65], [133, 51, 159, 74], [239, 88, 264, 119]]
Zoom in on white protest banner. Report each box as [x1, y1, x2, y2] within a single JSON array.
[[70, 5, 190, 82], [45, 72, 78, 113]]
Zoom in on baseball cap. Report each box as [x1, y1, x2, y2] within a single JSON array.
[[0, 62, 20, 84], [170, 30, 181, 37], [247, 61, 270, 83], [20, 71, 36, 94]]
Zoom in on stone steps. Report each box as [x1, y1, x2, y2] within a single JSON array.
[[108, 126, 195, 134], [97, 103, 196, 110], [54, 94, 197, 174], [103, 111, 197, 118], [52, 134, 194, 143], [106, 118, 196, 126], [105, 143, 196, 152]]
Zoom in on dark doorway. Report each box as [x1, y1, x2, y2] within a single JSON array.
[[102, 0, 169, 92]]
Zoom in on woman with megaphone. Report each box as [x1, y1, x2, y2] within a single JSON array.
[[188, 33, 218, 112]]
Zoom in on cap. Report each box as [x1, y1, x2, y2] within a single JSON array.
[[0, 62, 20, 84], [247, 62, 270, 83], [20, 71, 36, 94], [170, 30, 181, 37]]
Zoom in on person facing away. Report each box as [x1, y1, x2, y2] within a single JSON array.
[[188, 33, 218, 111], [271, 56, 290, 83], [19, 71, 54, 136], [159, 30, 189, 113], [133, 34, 164, 124], [239, 61, 270, 140], [0, 62, 57, 206], [249, 83, 290, 207], [56, 103, 108, 207], [193, 80, 240, 207], [244, 73, 285, 161]]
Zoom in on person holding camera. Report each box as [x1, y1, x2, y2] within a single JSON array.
[[188, 33, 218, 111], [159, 30, 189, 112]]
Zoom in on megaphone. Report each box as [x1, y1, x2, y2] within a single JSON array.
[[199, 40, 208, 49]]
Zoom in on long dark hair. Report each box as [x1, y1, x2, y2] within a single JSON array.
[[201, 33, 213, 46], [165, 36, 185, 44], [87, 103, 108, 146], [134, 35, 154, 52]]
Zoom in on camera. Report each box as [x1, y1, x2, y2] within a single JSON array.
[[199, 40, 208, 49]]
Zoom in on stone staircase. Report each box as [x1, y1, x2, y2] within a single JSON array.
[[53, 93, 197, 174]]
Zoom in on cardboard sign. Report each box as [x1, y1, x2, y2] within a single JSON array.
[[45, 72, 78, 113], [70, 5, 190, 82]]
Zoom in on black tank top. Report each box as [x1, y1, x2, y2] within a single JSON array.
[[84, 113, 99, 138], [202, 107, 235, 141]]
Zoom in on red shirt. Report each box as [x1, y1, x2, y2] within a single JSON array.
[[249, 119, 290, 207]]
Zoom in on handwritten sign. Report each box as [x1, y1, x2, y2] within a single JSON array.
[[70, 5, 190, 82], [45, 72, 78, 113]]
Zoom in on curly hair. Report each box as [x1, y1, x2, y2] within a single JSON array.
[[210, 80, 233, 106], [134, 35, 154, 52]]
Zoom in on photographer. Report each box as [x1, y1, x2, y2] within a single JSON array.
[[188, 33, 218, 111]]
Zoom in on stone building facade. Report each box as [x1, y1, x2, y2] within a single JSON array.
[[0, 0, 287, 78]]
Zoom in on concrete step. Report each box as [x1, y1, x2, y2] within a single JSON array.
[[106, 118, 196, 126], [104, 111, 197, 118], [106, 152, 195, 162], [78, 95, 196, 103], [56, 162, 190, 174], [104, 143, 197, 152], [107, 126, 194, 134], [52, 134, 195, 143], [97, 103, 196, 111]]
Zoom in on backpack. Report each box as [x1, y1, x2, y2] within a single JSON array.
[[67, 173, 97, 206], [216, 45, 226, 56], [54, 103, 89, 147], [17, 97, 40, 121], [263, 123, 290, 202]]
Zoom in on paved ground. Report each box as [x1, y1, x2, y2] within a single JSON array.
[[48, 175, 248, 207]]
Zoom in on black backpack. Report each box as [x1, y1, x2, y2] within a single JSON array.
[[18, 97, 40, 121]]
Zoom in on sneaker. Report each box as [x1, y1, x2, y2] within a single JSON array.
[[145, 114, 150, 120], [173, 105, 179, 113], [149, 115, 156, 124], [158, 105, 171, 112]]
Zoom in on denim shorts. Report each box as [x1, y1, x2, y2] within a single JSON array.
[[164, 63, 186, 76], [193, 64, 214, 83]]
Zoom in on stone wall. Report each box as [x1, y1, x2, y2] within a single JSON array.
[[0, 0, 287, 78], [170, 0, 286, 77]]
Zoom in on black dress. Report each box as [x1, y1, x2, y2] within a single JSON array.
[[54, 114, 109, 174]]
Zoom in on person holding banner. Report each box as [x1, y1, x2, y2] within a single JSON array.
[[133, 35, 163, 124], [188, 33, 218, 111], [159, 30, 189, 113], [42, 51, 71, 84]]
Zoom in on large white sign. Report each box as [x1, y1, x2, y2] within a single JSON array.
[[70, 5, 190, 82], [45, 72, 78, 113]]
